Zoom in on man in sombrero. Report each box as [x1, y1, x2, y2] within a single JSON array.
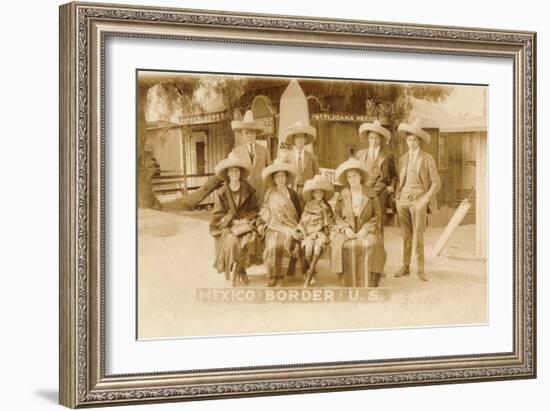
[[394, 119, 441, 281], [231, 110, 272, 203], [355, 120, 397, 237]]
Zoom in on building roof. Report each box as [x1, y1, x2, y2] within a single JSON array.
[[409, 98, 487, 133], [146, 120, 180, 131]]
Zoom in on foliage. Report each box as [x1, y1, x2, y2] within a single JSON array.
[[137, 74, 452, 209]]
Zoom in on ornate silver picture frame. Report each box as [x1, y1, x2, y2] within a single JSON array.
[[59, 1, 536, 408]]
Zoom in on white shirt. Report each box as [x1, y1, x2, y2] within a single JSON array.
[[408, 148, 420, 165], [247, 143, 255, 156], [368, 146, 380, 161]]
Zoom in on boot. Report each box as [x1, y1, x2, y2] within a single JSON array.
[[230, 263, 239, 287], [239, 267, 250, 285], [303, 254, 320, 287], [306, 253, 313, 268]]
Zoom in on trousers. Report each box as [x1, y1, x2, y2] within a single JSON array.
[[396, 193, 428, 270]]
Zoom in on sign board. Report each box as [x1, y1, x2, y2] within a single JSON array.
[[312, 113, 378, 122], [196, 288, 391, 303]]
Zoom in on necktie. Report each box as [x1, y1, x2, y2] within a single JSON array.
[[297, 151, 303, 174], [248, 144, 254, 163]]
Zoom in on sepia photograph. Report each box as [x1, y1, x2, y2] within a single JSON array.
[[136, 71, 488, 339]]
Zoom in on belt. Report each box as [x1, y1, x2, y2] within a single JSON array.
[[398, 192, 423, 201]]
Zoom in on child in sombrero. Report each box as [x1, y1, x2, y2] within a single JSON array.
[[297, 175, 335, 287]]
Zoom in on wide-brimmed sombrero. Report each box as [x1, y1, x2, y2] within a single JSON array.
[[231, 110, 264, 132], [334, 158, 370, 186], [302, 175, 335, 202], [358, 120, 391, 144], [261, 158, 297, 186], [282, 120, 317, 146], [214, 154, 252, 181], [398, 119, 431, 144]]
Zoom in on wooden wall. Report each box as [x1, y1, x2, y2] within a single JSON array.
[[184, 122, 232, 175]]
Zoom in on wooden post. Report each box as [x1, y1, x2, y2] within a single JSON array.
[[432, 195, 473, 257], [180, 126, 189, 192], [475, 132, 488, 257]]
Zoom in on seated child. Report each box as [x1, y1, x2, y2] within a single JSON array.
[[297, 175, 335, 287]]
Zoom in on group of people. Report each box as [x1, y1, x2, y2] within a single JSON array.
[[209, 109, 441, 288]]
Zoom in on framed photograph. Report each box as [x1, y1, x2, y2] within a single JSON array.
[[59, 2, 536, 408]]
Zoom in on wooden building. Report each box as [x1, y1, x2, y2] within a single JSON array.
[[410, 100, 487, 257], [145, 111, 232, 205]]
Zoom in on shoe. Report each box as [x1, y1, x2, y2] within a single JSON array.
[[394, 265, 410, 278], [309, 273, 317, 286], [267, 278, 277, 287], [418, 269, 428, 281]]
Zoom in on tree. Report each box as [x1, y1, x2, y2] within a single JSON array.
[[140, 75, 452, 210]]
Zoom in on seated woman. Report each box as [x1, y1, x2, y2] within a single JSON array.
[[260, 159, 305, 287], [210, 155, 261, 287], [330, 158, 387, 287]]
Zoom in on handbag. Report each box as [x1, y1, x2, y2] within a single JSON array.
[[231, 220, 254, 237]]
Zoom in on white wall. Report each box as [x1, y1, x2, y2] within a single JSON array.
[[0, 0, 546, 410]]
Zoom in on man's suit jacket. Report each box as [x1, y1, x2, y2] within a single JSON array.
[[355, 148, 397, 194], [396, 150, 441, 213], [231, 143, 271, 202], [288, 149, 320, 188]]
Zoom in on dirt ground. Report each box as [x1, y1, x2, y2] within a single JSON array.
[[137, 209, 487, 339]]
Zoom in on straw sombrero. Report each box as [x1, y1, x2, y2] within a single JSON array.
[[358, 120, 391, 144], [282, 120, 317, 146], [398, 119, 431, 144], [334, 158, 369, 186], [261, 158, 297, 186], [231, 110, 264, 132], [214, 154, 252, 181], [302, 175, 335, 202]]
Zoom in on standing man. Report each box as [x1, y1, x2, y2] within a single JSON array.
[[231, 110, 272, 203], [284, 120, 320, 202], [394, 119, 441, 281], [355, 120, 397, 236]]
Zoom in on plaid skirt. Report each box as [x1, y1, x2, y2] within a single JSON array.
[[214, 230, 261, 280], [338, 234, 386, 287], [263, 229, 305, 279]]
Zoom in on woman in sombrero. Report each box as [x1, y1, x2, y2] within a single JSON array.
[[259, 159, 305, 287], [355, 120, 397, 237], [330, 158, 387, 287], [209, 154, 261, 287]]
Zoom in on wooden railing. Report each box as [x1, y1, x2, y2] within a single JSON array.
[[151, 172, 215, 206]]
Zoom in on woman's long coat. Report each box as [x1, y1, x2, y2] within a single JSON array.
[[330, 185, 387, 286], [260, 187, 305, 279], [209, 181, 261, 277]]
